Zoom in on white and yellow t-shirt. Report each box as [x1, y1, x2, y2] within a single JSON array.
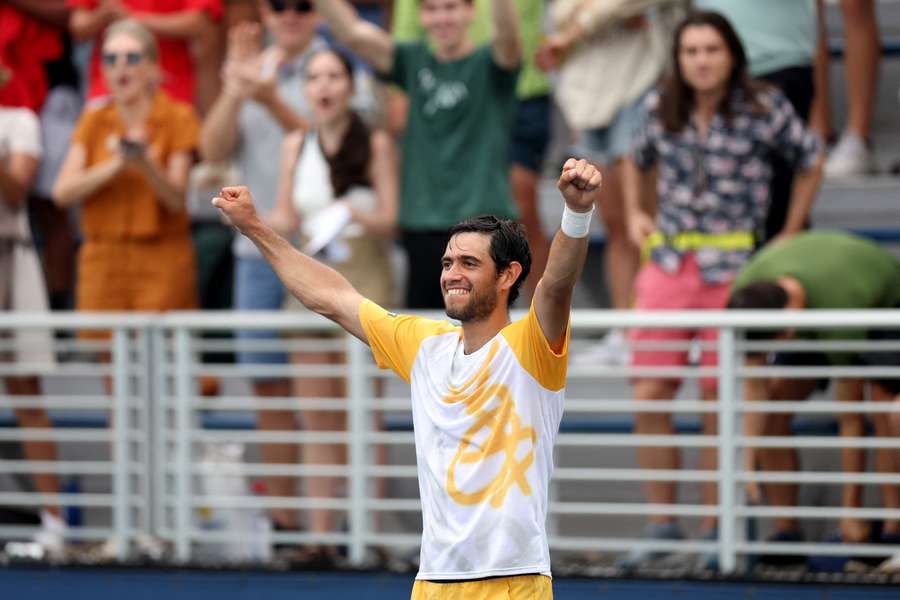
[[359, 299, 569, 581]]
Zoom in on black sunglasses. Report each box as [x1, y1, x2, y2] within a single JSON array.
[[102, 51, 144, 67], [268, 0, 314, 13]]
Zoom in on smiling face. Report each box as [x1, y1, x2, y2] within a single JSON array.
[[304, 51, 353, 126], [678, 24, 734, 95], [101, 31, 156, 103], [419, 0, 475, 56], [260, 0, 318, 55], [440, 232, 504, 323]]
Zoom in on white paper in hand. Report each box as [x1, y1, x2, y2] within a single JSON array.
[[302, 201, 352, 256]]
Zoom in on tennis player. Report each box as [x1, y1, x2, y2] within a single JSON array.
[[213, 158, 600, 599]]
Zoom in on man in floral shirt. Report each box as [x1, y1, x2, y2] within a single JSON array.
[[620, 11, 823, 567]]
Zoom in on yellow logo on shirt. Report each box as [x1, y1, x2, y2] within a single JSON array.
[[444, 341, 536, 508]]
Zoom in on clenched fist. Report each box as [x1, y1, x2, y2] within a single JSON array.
[[212, 186, 262, 236], [557, 158, 602, 213]]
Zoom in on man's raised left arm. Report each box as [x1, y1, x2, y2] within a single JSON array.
[[533, 159, 602, 351], [491, 0, 522, 69]]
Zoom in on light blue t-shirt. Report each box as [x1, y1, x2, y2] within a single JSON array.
[[693, 0, 816, 77]]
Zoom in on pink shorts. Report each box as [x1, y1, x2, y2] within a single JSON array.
[[629, 254, 732, 390]]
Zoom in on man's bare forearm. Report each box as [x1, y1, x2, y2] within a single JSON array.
[[311, 0, 393, 73], [244, 219, 365, 337], [491, 0, 522, 68], [261, 93, 306, 132], [200, 93, 243, 162]]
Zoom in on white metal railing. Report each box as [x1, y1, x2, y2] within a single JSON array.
[[0, 310, 898, 572], [0, 313, 153, 560]]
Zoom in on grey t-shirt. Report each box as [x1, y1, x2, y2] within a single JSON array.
[[232, 39, 324, 258]]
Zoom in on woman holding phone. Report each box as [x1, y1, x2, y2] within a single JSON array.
[[54, 18, 198, 323]]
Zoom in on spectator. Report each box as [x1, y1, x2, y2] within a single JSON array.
[[538, 0, 682, 365], [267, 48, 398, 566], [816, 0, 881, 178], [0, 3, 66, 111], [199, 1, 320, 534], [0, 83, 66, 556], [310, 0, 523, 309], [621, 11, 822, 566], [693, 0, 822, 245], [52, 19, 198, 336], [729, 231, 900, 563], [67, 0, 223, 111], [393, 0, 551, 300], [7, 2, 82, 314]]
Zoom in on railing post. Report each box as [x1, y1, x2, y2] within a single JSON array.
[[174, 327, 193, 562], [717, 326, 737, 573], [138, 325, 154, 536], [346, 333, 368, 565], [151, 326, 168, 541], [111, 327, 131, 561]]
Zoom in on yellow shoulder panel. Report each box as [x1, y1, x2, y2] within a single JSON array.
[[358, 299, 458, 383], [501, 303, 569, 392]]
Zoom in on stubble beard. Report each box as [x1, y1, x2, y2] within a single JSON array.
[[444, 286, 498, 323]]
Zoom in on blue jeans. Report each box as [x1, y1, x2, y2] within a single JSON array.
[[233, 256, 287, 368]]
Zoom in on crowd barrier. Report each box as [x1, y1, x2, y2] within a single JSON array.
[[0, 310, 899, 573]]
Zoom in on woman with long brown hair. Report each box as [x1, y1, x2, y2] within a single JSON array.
[[621, 10, 823, 568]]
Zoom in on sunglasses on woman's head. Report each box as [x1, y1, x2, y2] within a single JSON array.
[[268, 0, 314, 13], [102, 51, 144, 66]]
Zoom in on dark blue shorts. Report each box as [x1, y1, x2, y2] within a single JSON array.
[[509, 94, 551, 173]]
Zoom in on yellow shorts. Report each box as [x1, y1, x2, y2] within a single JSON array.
[[410, 574, 552, 600]]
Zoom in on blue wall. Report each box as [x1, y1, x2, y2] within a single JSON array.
[[1, 568, 899, 600]]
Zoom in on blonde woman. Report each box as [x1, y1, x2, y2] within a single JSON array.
[[54, 19, 197, 321]]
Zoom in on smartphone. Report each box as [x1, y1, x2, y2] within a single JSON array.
[[120, 139, 146, 157]]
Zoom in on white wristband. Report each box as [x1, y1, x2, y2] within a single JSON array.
[[560, 205, 594, 238]]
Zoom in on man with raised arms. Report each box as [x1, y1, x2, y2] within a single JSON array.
[[212, 158, 600, 599]]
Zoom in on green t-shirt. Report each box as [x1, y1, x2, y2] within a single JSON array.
[[733, 231, 900, 362], [693, 0, 816, 77], [391, 0, 550, 100], [388, 42, 519, 230]]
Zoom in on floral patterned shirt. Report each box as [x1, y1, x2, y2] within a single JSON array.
[[631, 87, 821, 283]]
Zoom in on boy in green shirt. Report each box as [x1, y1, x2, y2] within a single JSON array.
[[729, 231, 900, 553], [311, 0, 523, 309], [391, 0, 552, 299]]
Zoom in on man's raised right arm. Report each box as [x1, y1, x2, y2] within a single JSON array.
[[311, 0, 394, 74], [212, 186, 367, 341]]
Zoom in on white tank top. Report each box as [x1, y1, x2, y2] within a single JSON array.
[[291, 130, 375, 240]]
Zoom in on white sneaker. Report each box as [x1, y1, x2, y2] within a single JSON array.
[[574, 329, 630, 367], [33, 510, 67, 557], [824, 133, 874, 179]]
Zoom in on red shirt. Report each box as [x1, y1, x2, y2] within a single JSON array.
[[0, 6, 63, 111], [68, 0, 222, 104]]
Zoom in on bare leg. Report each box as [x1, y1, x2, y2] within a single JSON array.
[[762, 378, 818, 533], [7, 377, 61, 518], [510, 164, 550, 302], [871, 382, 900, 536], [634, 378, 681, 525], [598, 161, 640, 311], [835, 378, 870, 542], [840, 0, 881, 139], [809, 0, 833, 137], [255, 378, 299, 529], [293, 349, 346, 538]]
